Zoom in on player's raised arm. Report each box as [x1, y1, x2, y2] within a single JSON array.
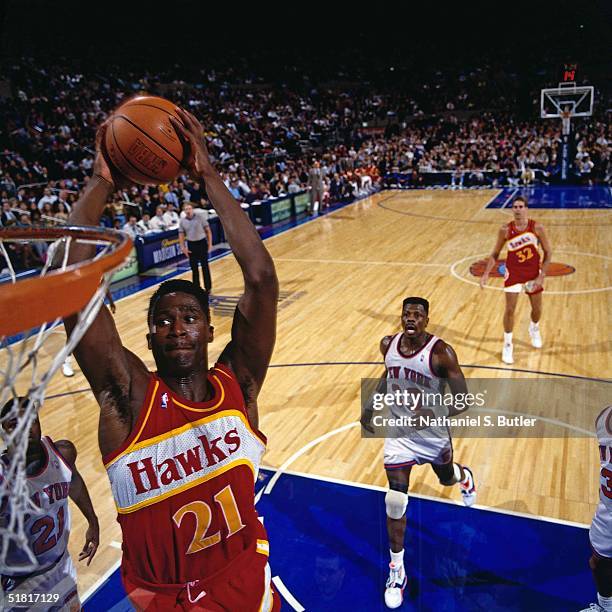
[[64, 127, 149, 431], [480, 225, 507, 288], [170, 109, 279, 400]]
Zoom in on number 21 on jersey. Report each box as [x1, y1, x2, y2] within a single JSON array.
[[172, 484, 245, 554]]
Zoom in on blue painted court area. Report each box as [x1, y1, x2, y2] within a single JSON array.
[[487, 186, 612, 209], [85, 468, 594, 611]]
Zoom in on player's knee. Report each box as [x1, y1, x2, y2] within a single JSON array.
[[385, 489, 408, 519]]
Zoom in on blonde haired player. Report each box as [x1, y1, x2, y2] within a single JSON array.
[[580, 406, 612, 612], [480, 196, 552, 364]]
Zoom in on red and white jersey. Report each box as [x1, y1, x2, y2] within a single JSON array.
[[104, 363, 269, 585], [383, 333, 449, 446], [3, 436, 72, 576], [504, 219, 541, 286], [596, 406, 612, 508], [385, 333, 444, 394]]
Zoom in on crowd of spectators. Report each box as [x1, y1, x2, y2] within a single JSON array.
[[0, 56, 609, 251]]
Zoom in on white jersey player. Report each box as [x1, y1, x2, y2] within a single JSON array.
[[362, 297, 477, 610], [1, 398, 99, 612], [580, 406, 612, 612]]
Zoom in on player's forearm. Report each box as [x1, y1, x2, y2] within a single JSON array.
[[202, 171, 276, 284], [66, 175, 114, 263], [540, 250, 552, 276], [482, 255, 497, 276], [69, 471, 98, 525], [68, 175, 114, 227]]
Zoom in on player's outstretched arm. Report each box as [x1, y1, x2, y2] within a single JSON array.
[[54, 440, 99, 566], [170, 109, 279, 406], [64, 127, 149, 441], [480, 225, 507, 288]]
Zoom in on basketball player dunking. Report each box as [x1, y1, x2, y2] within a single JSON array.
[[1, 398, 99, 612], [363, 297, 477, 609], [480, 196, 552, 364], [64, 108, 280, 610], [580, 406, 612, 612]]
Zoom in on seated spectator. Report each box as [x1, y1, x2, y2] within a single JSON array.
[[122, 215, 142, 239], [37, 187, 57, 211], [149, 206, 170, 232], [137, 213, 152, 234], [163, 204, 180, 229]]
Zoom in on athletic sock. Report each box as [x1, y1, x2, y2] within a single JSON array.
[[390, 549, 404, 568], [529, 321, 539, 331], [599, 594, 612, 612], [453, 463, 463, 483], [503, 332, 513, 345]]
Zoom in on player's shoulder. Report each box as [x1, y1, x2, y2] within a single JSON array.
[[532, 219, 545, 232], [379, 334, 396, 355], [431, 337, 457, 359], [52, 439, 77, 466]]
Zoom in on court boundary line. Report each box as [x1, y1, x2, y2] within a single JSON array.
[[481, 188, 503, 209], [258, 465, 591, 530], [271, 576, 305, 612], [81, 558, 121, 603]]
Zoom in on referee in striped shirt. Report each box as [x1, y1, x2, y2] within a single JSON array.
[[178, 203, 213, 291]]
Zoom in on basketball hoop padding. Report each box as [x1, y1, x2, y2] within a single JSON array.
[[0, 226, 132, 336]]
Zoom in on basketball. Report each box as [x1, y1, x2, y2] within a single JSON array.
[[104, 96, 185, 185]]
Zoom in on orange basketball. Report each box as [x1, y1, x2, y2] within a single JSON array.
[[104, 96, 185, 185]]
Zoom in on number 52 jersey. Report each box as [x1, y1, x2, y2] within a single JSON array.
[[591, 405, 612, 559]]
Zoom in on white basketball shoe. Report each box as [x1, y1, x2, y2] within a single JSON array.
[[62, 356, 74, 377], [529, 323, 543, 348], [502, 343, 514, 364], [578, 605, 604, 612], [459, 466, 477, 507], [384, 562, 407, 609]]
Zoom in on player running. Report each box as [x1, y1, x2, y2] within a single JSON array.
[[363, 297, 477, 609], [480, 196, 552, 364]]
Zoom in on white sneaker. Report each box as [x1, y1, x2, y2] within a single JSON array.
[[578, 605, 604, 612], [459, 466, 477, 507], [384, 562, 407, 609], [502, 343, 514, 364], [62, 359, 74, 377], [529, 325, 543, 348]]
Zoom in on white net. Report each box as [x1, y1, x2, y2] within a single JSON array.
[[0, 228, 128, 574]]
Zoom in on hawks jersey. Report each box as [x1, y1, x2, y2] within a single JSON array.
[[3, 436, 72, 576], [504, 219, 541, 286], [104, 363, 269, 585]]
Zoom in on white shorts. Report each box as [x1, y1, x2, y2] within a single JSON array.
[[590, 501, 612, 559], [384, 435, 453, 469], [2, 549, 80, 611], [503, 280, 540, 294]]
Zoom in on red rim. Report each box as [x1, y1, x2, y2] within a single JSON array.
[[0, 226, 132, 336]]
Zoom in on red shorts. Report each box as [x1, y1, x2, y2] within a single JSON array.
[[121, 554, 280, 611]]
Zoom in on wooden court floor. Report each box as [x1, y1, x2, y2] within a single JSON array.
[[14, 189, 611, 596]]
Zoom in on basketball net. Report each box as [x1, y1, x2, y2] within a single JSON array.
[[0, 228, 127, 573]]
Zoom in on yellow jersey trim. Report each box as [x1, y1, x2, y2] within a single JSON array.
[[104, 409, 265, 469], [116, 458, 255, 514], [172, 375, 226, 412]]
